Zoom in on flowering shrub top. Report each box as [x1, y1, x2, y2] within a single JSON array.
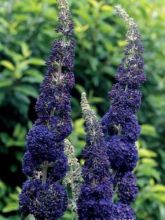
[[19, 3, 145, 220]]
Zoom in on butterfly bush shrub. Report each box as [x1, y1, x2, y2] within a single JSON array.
[[19, 2, 145, 220]]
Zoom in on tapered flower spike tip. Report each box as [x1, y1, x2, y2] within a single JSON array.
[[81, 92, 104, 144], [114, 5, 136, 27], [56, 0, 74, 37], [57, 0, 69, 13], [81, 92, 97, 121], [57, 0, 69, 17], [81, 92, 97, 130], [81, 92, 89, 111], [115, 5, 130, 22], [57, 0, 69, 6], [114, 5, 140, 42]]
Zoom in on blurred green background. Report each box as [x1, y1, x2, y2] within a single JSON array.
[[0, 0, 165, 219]]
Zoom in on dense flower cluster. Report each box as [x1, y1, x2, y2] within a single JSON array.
[[77, 93, 113, 220], [19, 179, 67, 220], [101, 5, 145, 219], [19, 0, 75, 219]]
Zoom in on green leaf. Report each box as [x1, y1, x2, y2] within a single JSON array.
[[101, 5, 113, 12], [0, 79, 13, 88], [141, 124, 157, 137], [75, 84, 85, 93], [152, 194, 165, 203], [139, 148, 157, 158], [21, 42, 31, 58], [89, 97, 104, 104], [27, 58, 45, 66], [14, 85, 38, 98], [13, 124, 22, 138], [150, 185, 165, 193], [0, 61, 15, 71], [2, 203, 18, 213], [141, 158, 157, 167], [137, 164, 160, 180]]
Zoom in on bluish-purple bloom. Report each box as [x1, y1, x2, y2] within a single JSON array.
[[101, 5, 145, 218], [77, 93, 113, 220], [112, 203, 136, 220], [19, 180, 67, 220], [19, 0, 75, 219], [118, 172, 138, 204], [107, 136, 138, 172]]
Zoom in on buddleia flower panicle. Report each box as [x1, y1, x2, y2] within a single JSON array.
[[101, 5, 145, 219], [63, 139, 82, 212], [77, 92, 113, 220], [19, 0, 75, 219]]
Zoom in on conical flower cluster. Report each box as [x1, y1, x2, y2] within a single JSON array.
[[19, 0, 75, 219], [77, 93, 113, 220], [101, 5, 145, 219]]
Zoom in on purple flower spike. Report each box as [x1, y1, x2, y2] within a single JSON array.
[[101, 5, 145, 219], [77, 93, 113, 220], [20, 0, 75, 219]]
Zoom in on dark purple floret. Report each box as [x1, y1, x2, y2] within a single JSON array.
[[47, 39, 75, 70], [112, 202, 136, 220], [102, 106, 133, 133], [36, 83, 72, 118], [122, 115, 141, 142], [78, 181, 113, 220], [19, 179, 42, 217], [102, 113, 141, 143], [109, 83, 142, 112], [118, 172, 138, 204], [22, 151, 36, 176], [78, 197, 113, 220], [26, 125, 57, 162], [19, 180, 68, 220], [49, 114, 72, 141], [82, 147, 111, 183], [116, 61, 145, 88], [107, 136, 138, 172], [79, 180, 113, 201], [47, 153, 68, 182]]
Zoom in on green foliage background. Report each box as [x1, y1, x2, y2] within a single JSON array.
[[0, 0, 165, 219]]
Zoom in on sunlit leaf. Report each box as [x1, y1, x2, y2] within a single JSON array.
[[0, 61, 15, 71]]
